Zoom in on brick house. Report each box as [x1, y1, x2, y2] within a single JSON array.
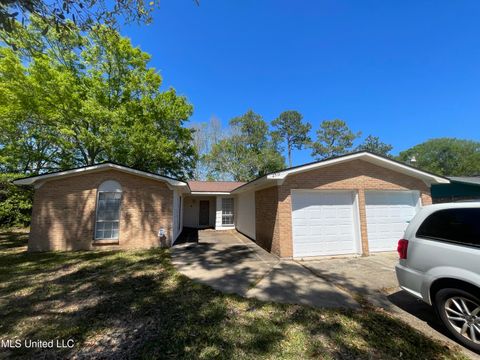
[[14, 151, 449, 257]]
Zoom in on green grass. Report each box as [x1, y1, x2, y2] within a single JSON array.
[[0, 230, 467, 359]]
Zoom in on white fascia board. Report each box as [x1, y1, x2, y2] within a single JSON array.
[[12, 163, 189, 189], [190, 192, 232, 196], [231, 177, 281, 194], [267, 152, 450, 185]]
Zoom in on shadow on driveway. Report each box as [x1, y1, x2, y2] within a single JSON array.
[[172, 230, 359, 310]]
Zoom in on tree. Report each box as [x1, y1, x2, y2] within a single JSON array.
[[206, 110, 285, 181], [190, 116, 223, 180], [271, 110, 311, 167], [398, 138, 480, 176], [1, 0, 199, 35], [356, 135, 393, 157], [0, 173, 33, 228], [0, 18, 196, 179], [311, 119, 361, 160]]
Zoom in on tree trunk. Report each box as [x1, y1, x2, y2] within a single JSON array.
[[288, 143, 292, 168]]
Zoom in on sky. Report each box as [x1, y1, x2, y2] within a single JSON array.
[[124, 0, 480, 166]]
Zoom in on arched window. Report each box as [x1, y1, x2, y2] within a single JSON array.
[[95, 180, 122, 240]]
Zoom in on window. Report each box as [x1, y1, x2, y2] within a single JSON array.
[[416, 208, 480, 247], [95, 180, 122, 240], [222, 198, 234, 225]]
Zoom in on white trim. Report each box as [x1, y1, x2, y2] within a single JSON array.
[[352, 191, 363, 255], [191, 191, 232, 195], [12, 163, 189, 189], [215, 195, 236, 230], [232, 152, 449, 194], [269, 152, 449, 184], [94, 184, 122, 241]]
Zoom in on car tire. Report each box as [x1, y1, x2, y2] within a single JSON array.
[[434, 288, 480, 353]]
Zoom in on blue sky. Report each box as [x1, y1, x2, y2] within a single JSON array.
[[125, 0, 480, 166]]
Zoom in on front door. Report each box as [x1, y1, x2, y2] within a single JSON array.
[[199, 200, 210, 226]]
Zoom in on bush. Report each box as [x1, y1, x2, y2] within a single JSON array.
[[0, 174, 33, 228]]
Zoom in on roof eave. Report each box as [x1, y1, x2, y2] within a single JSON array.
[[190, 191, 232, 195], [267, 152, 449, 185], [12, 163, 189, 188]]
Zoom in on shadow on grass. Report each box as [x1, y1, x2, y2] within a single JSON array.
[[0, 230, 467, 359]]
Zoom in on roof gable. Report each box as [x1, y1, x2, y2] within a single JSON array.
[[12, 163, 189, 190], [233, 151, 449, 193]]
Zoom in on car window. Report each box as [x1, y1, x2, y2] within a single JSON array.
[[416, 208, 480, 247]]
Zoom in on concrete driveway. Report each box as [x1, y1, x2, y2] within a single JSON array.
[[299, 252, 399, 308], [300, 254, 479, 358], [172, 230, 479, 358], [171, 229, 358, 309]]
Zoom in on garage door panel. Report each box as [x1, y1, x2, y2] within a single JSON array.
[[366, 191, 419, 252], [292, 191, 357, 257]]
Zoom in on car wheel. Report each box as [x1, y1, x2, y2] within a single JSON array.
[[434, 288, 480, 352]]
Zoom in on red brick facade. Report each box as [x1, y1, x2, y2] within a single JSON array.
[[29, 169, 173, 251], [255, 159, 432, 258]]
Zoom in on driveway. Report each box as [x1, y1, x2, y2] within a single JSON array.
[[300, 254, 479, 358], [299, 253, 399, 308], [171, 229, 358, 309], [172, 230, 478, 358]]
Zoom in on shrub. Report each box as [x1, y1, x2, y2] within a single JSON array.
[[0, 174, 33, 228]]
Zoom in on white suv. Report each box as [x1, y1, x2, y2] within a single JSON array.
[[395, 202, 480, 352]]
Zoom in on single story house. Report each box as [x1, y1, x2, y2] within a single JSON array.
[[431, 176, 480, 203], [13, 151, 449, 258]]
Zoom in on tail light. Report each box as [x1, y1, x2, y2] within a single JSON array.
[[397, 239, 409, 259]]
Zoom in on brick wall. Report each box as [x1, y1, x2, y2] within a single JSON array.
[[256, 159, 432, 258], [254, 186, 279, 253], [29, 170, 173, 251]]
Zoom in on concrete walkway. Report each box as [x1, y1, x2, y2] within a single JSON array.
[[171, 230, 358, 309]]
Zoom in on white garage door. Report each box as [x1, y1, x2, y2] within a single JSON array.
[[292, 191, 358, 257], [365, 191, 420, 252]]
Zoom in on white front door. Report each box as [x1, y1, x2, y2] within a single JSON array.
[[365, 190, 420, 252], [291, 191, 358, 257]]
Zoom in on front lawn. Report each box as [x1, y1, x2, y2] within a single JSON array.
[[0, 230, 466, 359]]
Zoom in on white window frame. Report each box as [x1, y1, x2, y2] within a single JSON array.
[[222, 197, 235, 226], [95, 181, 122, 241]]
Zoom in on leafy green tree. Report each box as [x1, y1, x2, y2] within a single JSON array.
[[0, 173, 33, 228], [398, 138, 480, 176], [0, 0, 171, 35], [0, 18, 196, 179], [272, 110, 311, 167], [206, 110, 285, 181], [311, 119, 361, 160], [356, 135, 393, 157]]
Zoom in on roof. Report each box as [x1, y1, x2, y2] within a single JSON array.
[[12, 152, 449, 195], [232, 151, 450, 194], [12, 162, 189, 190], [188, 181, 246, 193], [448, 176, 480, 186]]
